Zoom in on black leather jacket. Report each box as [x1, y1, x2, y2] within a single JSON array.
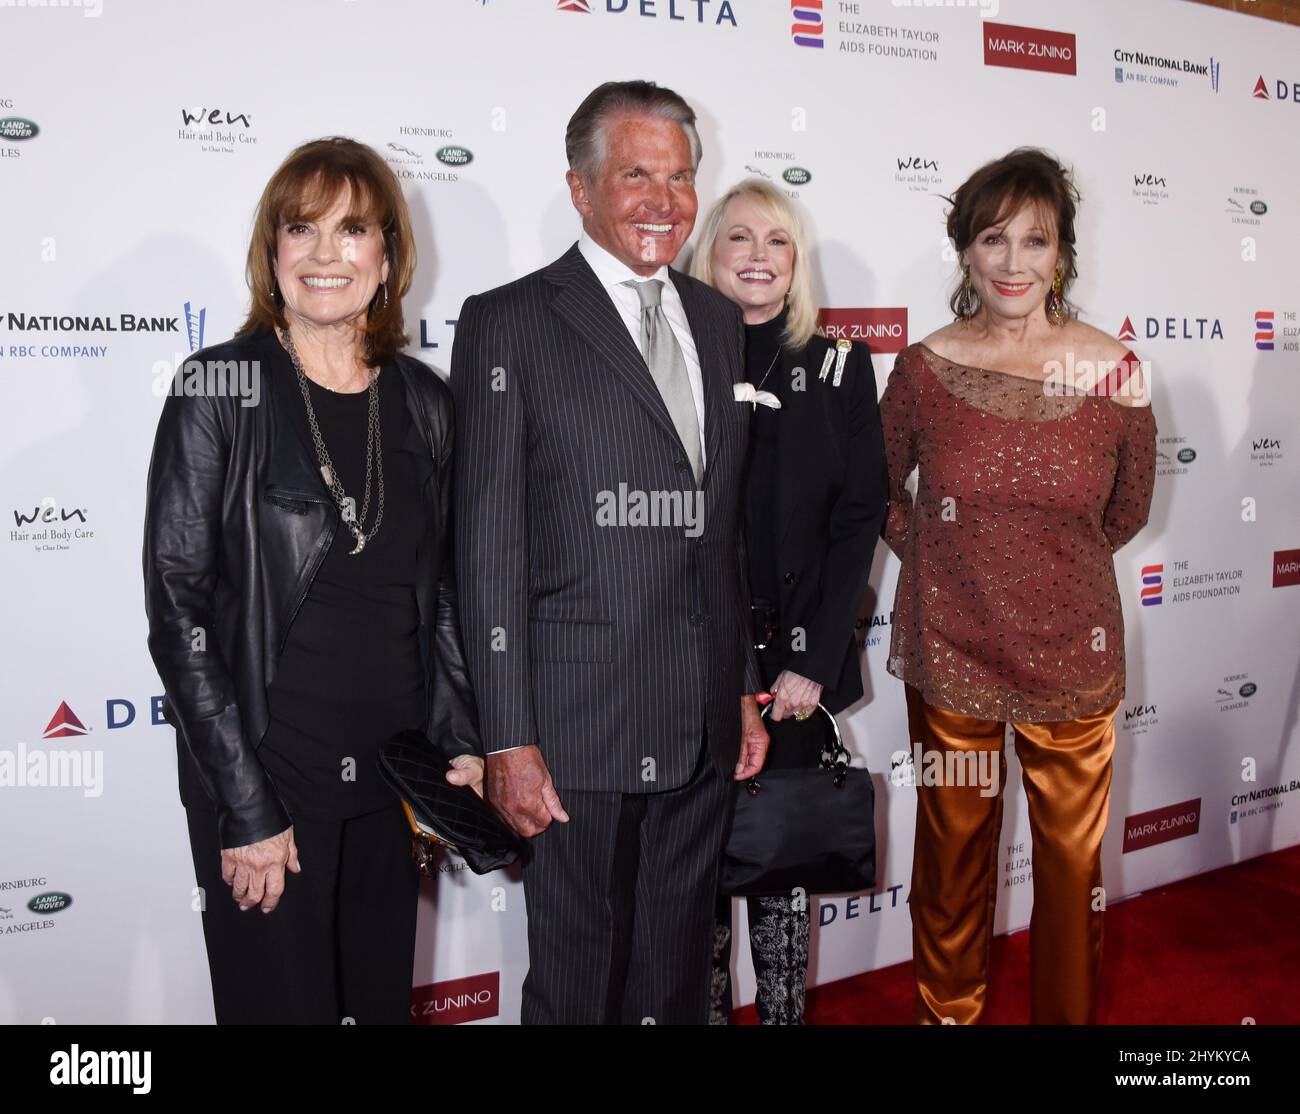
[[143, 328, 480, 849]]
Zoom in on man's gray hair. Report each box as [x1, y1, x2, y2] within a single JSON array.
[[565, 80, 702, 180]]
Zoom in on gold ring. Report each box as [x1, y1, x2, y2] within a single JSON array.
[[795, 710, 812, 721]]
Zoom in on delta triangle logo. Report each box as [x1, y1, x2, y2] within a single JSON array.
[[1118, 316, 1138, 343], [556, 0, 591, 11], [42, 701, 90, 739], [1252, 76, 1270, 100]]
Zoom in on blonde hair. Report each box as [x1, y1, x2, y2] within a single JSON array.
[[690, 178, 818, 349]]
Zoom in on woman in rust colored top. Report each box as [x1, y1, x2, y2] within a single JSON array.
[[880, 148, 1156, 1025]]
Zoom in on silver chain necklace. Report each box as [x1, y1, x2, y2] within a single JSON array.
[[281, 329, 385, 555]]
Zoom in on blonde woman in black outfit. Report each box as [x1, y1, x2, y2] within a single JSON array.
[[692, 180, 887, 1023]]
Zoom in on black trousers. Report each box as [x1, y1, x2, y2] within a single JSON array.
[[185, 796, 419, 1025], [519, 743, 731, 1025]]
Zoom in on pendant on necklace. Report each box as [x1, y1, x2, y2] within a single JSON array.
[[349, 531, 367, 556]]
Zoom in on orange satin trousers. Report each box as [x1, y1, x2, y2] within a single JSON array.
[[905, 684, 1121, 1025]]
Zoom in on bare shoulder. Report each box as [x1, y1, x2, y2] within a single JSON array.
[[918, 321, 967, 362], [1063, 322, 1150, 409], [1064, 320, 1131, 365]]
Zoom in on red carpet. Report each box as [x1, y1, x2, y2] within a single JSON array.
[[734, 845, 1300, 1024]]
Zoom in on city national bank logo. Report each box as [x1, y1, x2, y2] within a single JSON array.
[[1230, 780, 1300, 826], [184, 301, 206, 353], [1131, 172, 1169, 207], [177, 105, 257, 155], [555, 0, 739, 27], [1114, 50, 1219, 92], [9, 497, 93, 553], [1123, 799, 1200, 853], [791, 1, 823, 48], [1139, 564, 1162, 606], [1214, 673, 1257, 712], [894, 154, 943, 194], [411, 972, 499, 1024], [983, 22, 1075, 76], [1116, 313, 1223, 341], [2, 308, 183, 361], [818, 308, 909, 354], [1274, 548, 1300, 589], [1121, 702, 1159, 736], [1253, 75, 1300, 103], [383, 126, 471, 183]]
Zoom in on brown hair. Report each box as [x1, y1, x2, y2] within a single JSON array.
[[944, 147, 1080, 321], [237, 136, 415, 362]]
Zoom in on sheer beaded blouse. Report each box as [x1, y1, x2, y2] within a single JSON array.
[[880, 342, 1157, 722]]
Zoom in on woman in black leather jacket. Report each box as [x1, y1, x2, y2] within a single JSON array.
[[143, 137, 482, 1025]]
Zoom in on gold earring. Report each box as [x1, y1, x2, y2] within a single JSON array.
[[957, 265, 976, 320], [1047, 268, 1066, 326]]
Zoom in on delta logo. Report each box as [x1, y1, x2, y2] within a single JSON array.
[[1253, 75, 1300, 102], [1274, 549, 1300, 589], [39, 697, 168, 736], [1140, 564, 1163, 607], [817, 308, 908, 354], [1255, 310, 1274, 351], [983, 22, 1076, 76], [791, 0, 823, 48], [555, 0, 739, 26], [1117, 314, 1223, 341]]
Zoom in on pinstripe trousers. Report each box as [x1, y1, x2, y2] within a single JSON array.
[[519, 739, 732, 1025]]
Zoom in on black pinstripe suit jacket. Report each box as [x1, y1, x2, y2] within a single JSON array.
[[450, 241, 760, 794]]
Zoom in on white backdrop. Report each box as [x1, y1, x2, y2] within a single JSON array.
[[1, 0, 1297, 1024]]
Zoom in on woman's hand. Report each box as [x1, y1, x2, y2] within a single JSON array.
[[445, 754, 486, 799], [221, 826, 300, 914], [770, 670, 824, 722]]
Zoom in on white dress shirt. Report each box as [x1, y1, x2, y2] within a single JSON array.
[[577, 231, 707, 468]]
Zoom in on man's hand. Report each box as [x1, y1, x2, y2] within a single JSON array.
[[221, 826, 300, 914], [734, 695, 770, 781], [486, 745, 569, 837], [770, 669, 823, 722]]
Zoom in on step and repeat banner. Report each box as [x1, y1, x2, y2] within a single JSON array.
[[1, 0, 1297, 1024]]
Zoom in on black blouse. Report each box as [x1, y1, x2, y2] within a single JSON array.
[[259, 352, 427, 818]]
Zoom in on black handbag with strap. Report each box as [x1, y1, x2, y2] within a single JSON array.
[[377, 730, 525, 876], [720, 702, 876, 897]]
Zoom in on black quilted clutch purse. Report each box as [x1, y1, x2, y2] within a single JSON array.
[[377, 730, 525, 876]]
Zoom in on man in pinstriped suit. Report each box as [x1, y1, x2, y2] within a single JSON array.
[[450, 81, 769, 1024]]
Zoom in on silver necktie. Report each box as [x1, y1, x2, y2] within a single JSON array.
[[625, 279, 702, 482]]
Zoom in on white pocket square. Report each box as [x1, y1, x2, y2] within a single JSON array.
[[733, 382, 782, 410]]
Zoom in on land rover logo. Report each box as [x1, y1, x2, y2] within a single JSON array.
[[782, 166, 811, 186], [1239, 682, 1257, 698], [0, 117, 39, 141], [27, 892, 71, 915], [1176, 448, 1197, 464], [436, 146, 472, 167], [1250, 200, 1267, 216]]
